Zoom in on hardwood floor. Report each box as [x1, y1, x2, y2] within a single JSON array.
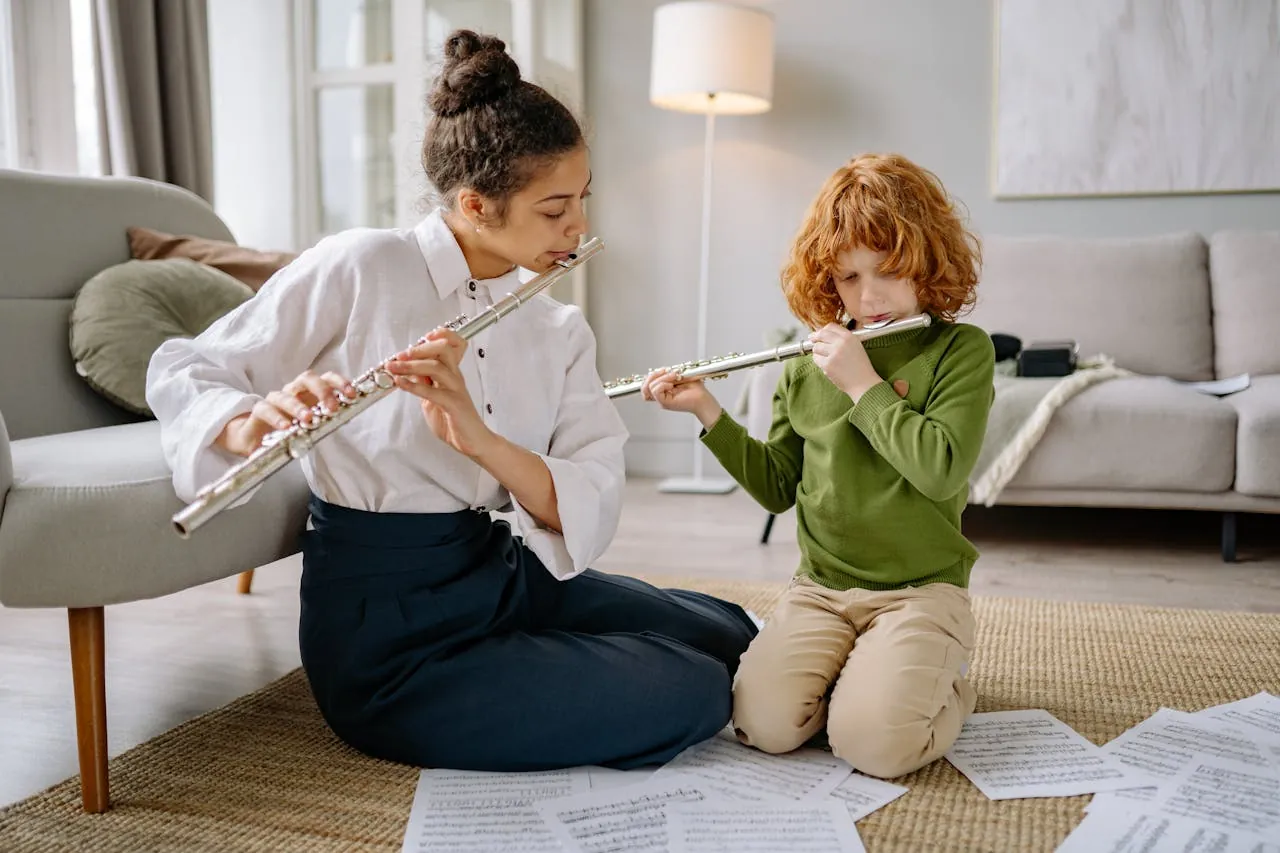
[[2, 478, 1278, 807]]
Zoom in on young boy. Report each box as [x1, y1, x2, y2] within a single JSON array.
[[642, 152, 995, 779]]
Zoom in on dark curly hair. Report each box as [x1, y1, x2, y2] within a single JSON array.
[[422, 30, 584, 223]]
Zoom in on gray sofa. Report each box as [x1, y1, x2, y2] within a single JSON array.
[[746, 231, 1280, 560], [0, 169, 310, 812], [966, 231, 1280, 560]]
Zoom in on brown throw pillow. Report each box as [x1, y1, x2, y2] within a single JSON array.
[[127, 225, 297, 291]]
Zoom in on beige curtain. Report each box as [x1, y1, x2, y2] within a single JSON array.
[[93, 0, 214, 202]]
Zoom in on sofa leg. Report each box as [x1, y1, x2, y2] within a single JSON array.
[[760, 513, 776, 545], [237, 569, 255, 595], [68, 606, 109, 813], [1221, 512, 1238, 563]]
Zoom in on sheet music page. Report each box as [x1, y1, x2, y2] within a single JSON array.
[[826, 772, 908, 822], [667, 802, 866, 853], [944, 709, 1143, 800], [1088, 707, 1276, 812], [1145, 756, 1280, 837], [1055, 806, 1279, 853], [651, 730, 853, 801], [400, 767, 590, 853], [1199, 692, 1280, 754], [533, 776, 708, 853], [586, 765, 658, 791]]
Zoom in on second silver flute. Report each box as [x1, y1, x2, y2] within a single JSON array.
[[603, 314, 932, 398], [172, 237, 604, 539]]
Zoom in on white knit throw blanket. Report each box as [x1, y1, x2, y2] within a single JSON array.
[[968, 356, 1133, 506]]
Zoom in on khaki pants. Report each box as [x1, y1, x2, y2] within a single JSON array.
[[731, 576, 976, 779]]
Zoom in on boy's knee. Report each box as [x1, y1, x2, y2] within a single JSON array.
[[730, 680, 820, 755], [826, 699, 963, 779], [829, 729, 930, 779]]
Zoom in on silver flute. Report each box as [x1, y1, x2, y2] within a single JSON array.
[[172, 237, 605, 539], [603, 313, 932, 398]]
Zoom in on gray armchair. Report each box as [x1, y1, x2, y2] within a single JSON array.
[[0, 169, 310, 812]]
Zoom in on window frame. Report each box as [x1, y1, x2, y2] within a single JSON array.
[[0, 0, 79, 173]]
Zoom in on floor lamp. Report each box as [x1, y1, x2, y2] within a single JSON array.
[[649, 1, 775, 495]]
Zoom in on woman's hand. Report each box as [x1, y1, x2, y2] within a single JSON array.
[[385, 329, 496, 459], [216, 370, 357, 457], [642, 368, 723, 430], [809, 323, 884, 402]]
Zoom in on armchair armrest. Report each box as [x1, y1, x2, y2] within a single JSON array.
[[0, 409, 11, 522]]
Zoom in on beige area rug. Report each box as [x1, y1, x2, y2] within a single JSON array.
[[3, 577, 1280, 853]]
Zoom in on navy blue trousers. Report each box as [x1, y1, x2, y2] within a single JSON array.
[[298, 497, 758, 771]]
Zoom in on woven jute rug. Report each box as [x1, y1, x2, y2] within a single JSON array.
[[3, 576, 1280, 853]]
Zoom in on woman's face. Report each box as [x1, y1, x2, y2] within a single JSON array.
[[468, 146, 593, 275]]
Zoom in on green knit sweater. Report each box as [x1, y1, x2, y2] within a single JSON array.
[[702, 320, 995, 591]]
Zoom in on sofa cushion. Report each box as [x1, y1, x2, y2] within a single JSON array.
[[69, 258, 253, 417], [1006, 377, 1236, 492], [1209, 231, 1280, 378], [1225, 375, 1280, 498], [0, 421, 310, 608], [967, 233, 1214, 381]]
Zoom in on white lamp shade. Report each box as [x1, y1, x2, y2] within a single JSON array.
[[649, 1, 774, 115]]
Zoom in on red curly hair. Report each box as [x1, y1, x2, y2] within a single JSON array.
[[781, 153, 981, 329]]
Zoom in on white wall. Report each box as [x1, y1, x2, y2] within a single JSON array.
[[584, 0, 1280, 477], [208, 0, 297, 252]]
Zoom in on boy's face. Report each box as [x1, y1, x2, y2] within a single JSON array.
[[832, 245, 922, 328]]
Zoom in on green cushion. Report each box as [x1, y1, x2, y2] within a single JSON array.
[[70, 258, 254, 416]]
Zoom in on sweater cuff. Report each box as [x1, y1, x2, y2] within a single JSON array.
[[700, 409, 748, 456], [847, 381, 901, 437]]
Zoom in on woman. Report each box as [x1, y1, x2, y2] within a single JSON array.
[[146, 29, 757, 771]]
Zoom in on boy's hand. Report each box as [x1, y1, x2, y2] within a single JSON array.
[[810, 323, 885, 403], [642, 368, 723, 429]]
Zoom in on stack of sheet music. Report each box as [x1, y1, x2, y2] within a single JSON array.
[[946, 693, 1280, 851], [400, 730, 900, 852], [398, 691, 1280, 852]]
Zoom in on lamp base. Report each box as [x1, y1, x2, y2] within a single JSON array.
[[657, 476, 738, 495]]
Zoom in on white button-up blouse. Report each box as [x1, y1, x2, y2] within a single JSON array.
[[145, 209, 628, 580]]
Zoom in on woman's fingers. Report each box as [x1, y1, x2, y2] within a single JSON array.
[[321, 371, 357, 401], [425, 328, 466, 351], [265, 389, 317, 424], [394, 375, 454, 409], [295, 370, 342, 412], [251, 399, 295, 431], [386, 358, 461, 390], [402, 330, 466, 369]]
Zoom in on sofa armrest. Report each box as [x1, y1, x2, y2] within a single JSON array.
[[0, 409, 11, 522]]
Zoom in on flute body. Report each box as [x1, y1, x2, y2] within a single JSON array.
[[171, 237, 604, 538], [603, 314, 931, 399]]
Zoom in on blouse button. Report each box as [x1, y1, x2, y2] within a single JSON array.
[[478, 348, 486, 358], [486, 403, 493, 414], [467, 280, 477, 292]]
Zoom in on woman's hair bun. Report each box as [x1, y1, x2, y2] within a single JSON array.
[[427, 30, 521, 117]]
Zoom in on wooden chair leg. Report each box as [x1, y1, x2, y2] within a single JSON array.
[[237, 569, 255, 594], [68, 606, 109, 813]]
